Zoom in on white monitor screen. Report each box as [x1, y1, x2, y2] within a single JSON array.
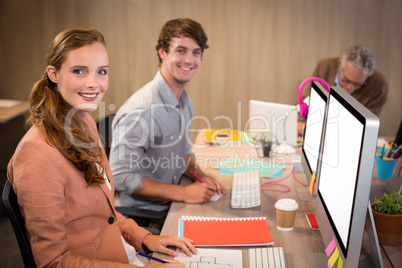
[[318, 96, 364, 254], [302, 87, 327, 174], [248, 100, 298, 147]]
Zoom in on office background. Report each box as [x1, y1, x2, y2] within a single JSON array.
[[1, 0, 401, 137]]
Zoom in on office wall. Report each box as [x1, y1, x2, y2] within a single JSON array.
[[1, 0, 401, 137]]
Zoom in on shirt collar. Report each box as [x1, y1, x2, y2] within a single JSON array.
[[155, 70, 188, 109], [335, 69, 341, 87]]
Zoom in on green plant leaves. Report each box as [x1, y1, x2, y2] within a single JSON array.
[[373, 191, 402, 215]]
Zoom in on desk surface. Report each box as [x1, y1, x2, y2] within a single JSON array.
[[0, 100, 29, 123], [155, 132, 401, 267]]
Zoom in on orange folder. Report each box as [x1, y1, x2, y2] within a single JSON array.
[[178, 217, 274, 246], [204, 129, 243, 143]]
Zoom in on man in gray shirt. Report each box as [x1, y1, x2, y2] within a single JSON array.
[[109, 18, 226, 226]]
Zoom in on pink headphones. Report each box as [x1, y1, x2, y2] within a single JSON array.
[[298, 77, 330, 117]]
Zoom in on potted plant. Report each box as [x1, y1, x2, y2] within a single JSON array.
[[371, 191, 402, 246], [256, 132, 274, 158]]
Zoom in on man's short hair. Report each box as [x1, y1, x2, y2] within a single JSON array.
[[340, 45, 375, 76], [156, 18, 209, 64]]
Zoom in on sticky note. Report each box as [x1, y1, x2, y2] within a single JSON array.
[[328, 247, 339, 267], [325, 237, 336, 256], [309, 171, 316, 194]]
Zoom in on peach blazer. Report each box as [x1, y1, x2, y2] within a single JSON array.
[[7, 114, 150, 267]]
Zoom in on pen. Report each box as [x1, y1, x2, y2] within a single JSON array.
[[190, 170, 203, 183], [384, 142, 394, 158], [392, 147, 401, 159], [381, 144, 385, 159], [137, 252, 168, 263]]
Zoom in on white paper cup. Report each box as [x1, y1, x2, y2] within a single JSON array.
[[275, 198, 299, 231]]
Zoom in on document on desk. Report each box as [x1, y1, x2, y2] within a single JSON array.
[[209, 192, 223, 201], [175, 248, 243, 268]]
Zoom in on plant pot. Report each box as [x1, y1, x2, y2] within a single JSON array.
[[371, 206, 402, 246], [262, 146, 271, 158]]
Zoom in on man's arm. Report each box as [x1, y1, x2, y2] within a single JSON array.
[[132, 175, 216, 203]]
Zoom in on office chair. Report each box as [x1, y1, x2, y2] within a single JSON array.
[[96, 114, 115, 158], [96, 114, 168, 235], [2, 180, 37, 268]]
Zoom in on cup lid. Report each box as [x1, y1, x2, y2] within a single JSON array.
[[275, 198, 299, 211]]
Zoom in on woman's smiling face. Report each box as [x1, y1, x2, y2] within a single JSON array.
[[47, 42, 109, 117]]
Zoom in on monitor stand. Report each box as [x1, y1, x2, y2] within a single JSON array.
[[307, 254, 327, 268], [359, 201, 384, 268], [297, 187, 316, 202], [308, 202, 384, 268]]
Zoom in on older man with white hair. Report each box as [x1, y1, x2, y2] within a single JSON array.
[[306, 45, 388, 117]]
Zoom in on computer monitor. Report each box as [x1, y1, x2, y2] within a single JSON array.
[[300, 81, 329, 200], [312, 86, 383, 267], [247, 100, 298, 149]]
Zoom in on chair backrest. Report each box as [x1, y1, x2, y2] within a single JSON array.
[[96, 114, 115, 158], [2, 180, 37, 268]]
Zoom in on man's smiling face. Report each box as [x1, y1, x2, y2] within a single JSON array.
[[159, 36, 202, 90]]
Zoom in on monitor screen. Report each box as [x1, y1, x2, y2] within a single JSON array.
[[318, 93, 364, 254], [301, 81, 328, 184], [248, 100, 298, 147], [315, 86, 380, 267]]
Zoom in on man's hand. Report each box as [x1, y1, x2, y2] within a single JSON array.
[[183, 182, 216, 203], [200, 175, 226, 196]]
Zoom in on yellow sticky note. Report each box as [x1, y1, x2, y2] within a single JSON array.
[[328, 247, 339, 267], [309, 171, 316, 194], [337, 256, 343, 268]]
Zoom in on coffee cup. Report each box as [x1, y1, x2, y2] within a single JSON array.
[[275, 198, 298, 231]]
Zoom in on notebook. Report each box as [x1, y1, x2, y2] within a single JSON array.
[[178, 216, 274, 247]]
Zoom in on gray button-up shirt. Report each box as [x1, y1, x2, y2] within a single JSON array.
[[110, 71, 194, 212]]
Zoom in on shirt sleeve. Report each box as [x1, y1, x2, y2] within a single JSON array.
[[116, 212, 150, 252], [110, 110, 152, 196]]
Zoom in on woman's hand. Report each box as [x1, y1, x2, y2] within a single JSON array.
[[142, 234, 197, 257], [144, 259, 185, 267]]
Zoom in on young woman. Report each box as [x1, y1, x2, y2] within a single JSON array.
[[7, 26, 195, 267]]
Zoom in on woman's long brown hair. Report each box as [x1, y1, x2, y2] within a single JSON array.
[[29, 27, 107, 186]]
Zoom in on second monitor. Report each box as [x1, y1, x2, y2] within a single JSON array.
[[248, 100, 298, 149], [300, 81, 329, 198]]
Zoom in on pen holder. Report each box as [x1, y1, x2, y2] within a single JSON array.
[[376, 155, 398, 179]]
